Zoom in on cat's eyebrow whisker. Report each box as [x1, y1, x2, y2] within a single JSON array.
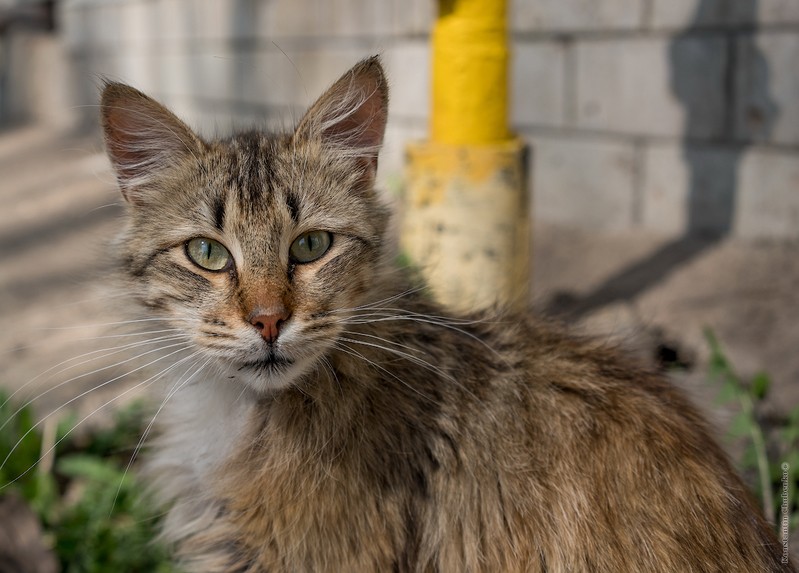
[[1, 344, 197, 492], [0, 342, 193, 476], [0, 335, 191, 429]]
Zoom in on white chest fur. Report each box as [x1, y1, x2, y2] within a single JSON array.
[[147, 373, 256, 496]]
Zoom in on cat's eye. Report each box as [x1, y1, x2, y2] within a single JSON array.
[[186, 237, 231, 271], [289, 230, 332, 264]]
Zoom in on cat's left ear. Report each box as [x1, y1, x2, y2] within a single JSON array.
[[293, 56, 389, 174]]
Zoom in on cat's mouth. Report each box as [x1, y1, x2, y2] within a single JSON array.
[[239, 351, 294, 372]]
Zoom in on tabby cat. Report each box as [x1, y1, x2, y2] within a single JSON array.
[[100, 56, 793, 572]]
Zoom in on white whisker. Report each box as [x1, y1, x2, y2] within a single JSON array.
[[341, 314, 506, 361], [0, 342, 193, 477], [1, 333, 189, 412], [31, 317, 192, 331], [2, 345, 197, 492], [0, 335, 191, 433], [331, 342, 436, 404]]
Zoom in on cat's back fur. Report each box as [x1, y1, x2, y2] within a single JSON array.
[[100, 57, 792, 572]]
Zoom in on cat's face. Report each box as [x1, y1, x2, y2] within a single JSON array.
[[102, 57, 390, 393]]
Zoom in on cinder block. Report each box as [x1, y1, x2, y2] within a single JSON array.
[[187, 0, 240, 41], [236, 46, 386, 111], [292, 47, 387, 105], [384, 41, 430, 120], [576, 36, 727, 138], [151, 0, 194, 45], [156, 52, 195, 99], [390, 0, 435, 35], [649, 0, 731, 29], [85, 2, 121, 48], [248, 0, 410, 40], [378, 119, 428, 193], [317, 0, 392, 38], [116, 53, 159, 94], [734, 0, 799, 25], [59, 4, 89, 51], [235, 50, 304, 108], [511, 0, 644, 32], [736, 32, 799, 146], [512, 41, 567, 129], [642, 143, 742, 236], [188, 52, 235, 102], [524, 134, 637, 231], [254, 0, 328, 39], [736, 148, 799, 239], [633, 0, 799, 29], [116, 1, 153, 46]]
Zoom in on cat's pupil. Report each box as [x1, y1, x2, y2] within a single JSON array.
[[186, 237, 230, 271], [289, 231, 331, 264]]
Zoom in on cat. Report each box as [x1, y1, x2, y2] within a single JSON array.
[[100, 56, 793, 572]]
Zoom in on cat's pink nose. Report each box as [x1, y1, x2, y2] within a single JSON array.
[[249, 309, 291, 343]]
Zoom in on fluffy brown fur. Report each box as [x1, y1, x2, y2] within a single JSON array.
[[101, 57, 793, 572]]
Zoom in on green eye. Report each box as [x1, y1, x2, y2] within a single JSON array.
[[186, 237, 231, 271], [289, 230, 332, 264]]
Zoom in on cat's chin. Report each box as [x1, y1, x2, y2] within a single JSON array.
[[233, 350, 318, 394]]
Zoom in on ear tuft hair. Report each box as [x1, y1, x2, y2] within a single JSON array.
[[293, 56, 389, 163], [101, 83, 203, 203]]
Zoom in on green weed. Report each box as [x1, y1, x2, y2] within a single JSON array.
[[706, 328, 799, 536], [0, 391, 178, 572]]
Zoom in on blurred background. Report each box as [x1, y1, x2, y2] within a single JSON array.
[[2, 0, 799, 437], [0, 0, 798, 567], [1, 0, 798, 425]]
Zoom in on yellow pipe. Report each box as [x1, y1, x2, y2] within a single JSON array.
[[432, 0, 510, 145], [402, 0, 529, 312]]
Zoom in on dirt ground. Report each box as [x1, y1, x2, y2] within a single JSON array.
[[1, 123, 797, 541]]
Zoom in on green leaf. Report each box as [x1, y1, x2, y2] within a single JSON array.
[[715, 380, 741, 404], [57, 454, 127, 486], [750, 372, 770, 401], [741, 442, 760, 473], [729, 411, 754, 440], [783, 426, 799, 448]]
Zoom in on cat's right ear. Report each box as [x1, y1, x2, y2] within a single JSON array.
[[292, 56, 388, 172], [101, 82, 203, 203]]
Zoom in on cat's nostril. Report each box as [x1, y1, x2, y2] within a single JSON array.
[[249, 310, 291, 343]]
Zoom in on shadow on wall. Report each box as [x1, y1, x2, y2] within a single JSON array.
[[550, 0, 778, 319]]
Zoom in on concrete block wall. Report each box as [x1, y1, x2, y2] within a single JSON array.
[[56, 0, 799, 239], [511, 0, 799, 239]]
